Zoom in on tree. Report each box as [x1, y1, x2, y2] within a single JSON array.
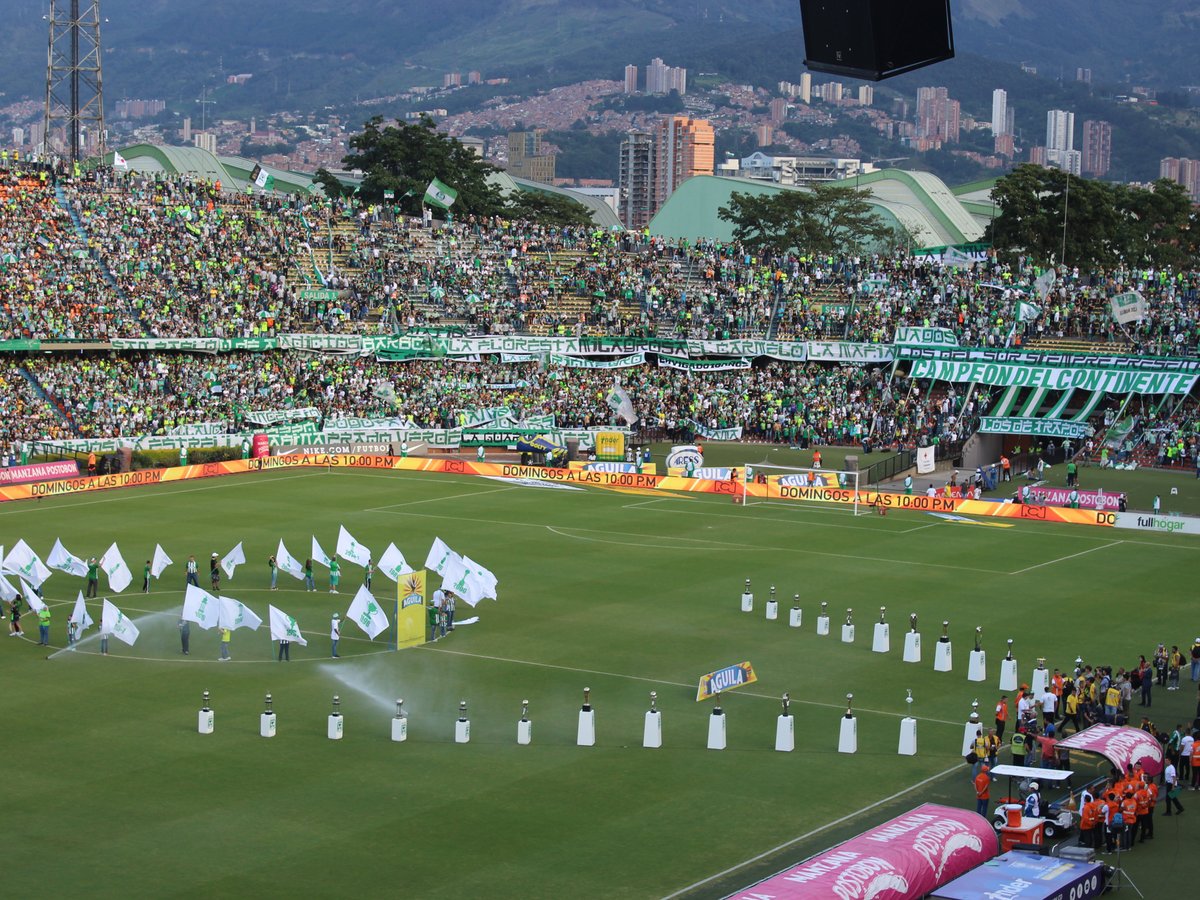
[[341, 115, 504, 217], [718, 183, 892, 257], [504, 190, 594, 227]]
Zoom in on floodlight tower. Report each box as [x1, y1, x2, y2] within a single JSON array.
[[44, 0, 106, 161]]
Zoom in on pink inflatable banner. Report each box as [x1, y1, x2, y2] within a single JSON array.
[[731, 803, 997, 900], [1056, 724, 1164, 777], [1029, 486, 1123, 511], [0, 460, 78, 486]]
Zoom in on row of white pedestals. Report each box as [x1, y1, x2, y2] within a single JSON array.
[[742, 583, 1041, 690], [198, 690, 920, 756]]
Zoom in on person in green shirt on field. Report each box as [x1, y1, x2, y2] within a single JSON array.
[[37, 604, 51, 646], [329, 558, 341, 594], [86, 558, 99, 598], [1066, 459, 1077, 487], [142, 559, 152, 593]]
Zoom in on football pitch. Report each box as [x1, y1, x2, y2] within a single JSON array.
[[2, 465, 1198, 899]]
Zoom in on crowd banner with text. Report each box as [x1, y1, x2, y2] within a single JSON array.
[[898, 346, 1200, 373], [243, 407, 322, 426], [683, 338, 807, 362], [807, 341, 894, 363], [548, 352, 646, 369], [978, 417, 1095, 439], [894, 326, 960, 348], [657, 354, 751, 371], [686, 420, 744, 441], [910, 359, 1198, 394]]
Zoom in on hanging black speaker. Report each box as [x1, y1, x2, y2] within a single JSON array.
[[799, 0, 955, 81]]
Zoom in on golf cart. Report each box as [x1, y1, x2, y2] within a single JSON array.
[[988, 765, 1078, 839]]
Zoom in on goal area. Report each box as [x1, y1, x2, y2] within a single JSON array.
[[739, 463, 865, 515]]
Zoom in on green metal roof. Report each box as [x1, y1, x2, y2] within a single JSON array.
[[106, 145, 319, 196], [649, 171, 984, 248]]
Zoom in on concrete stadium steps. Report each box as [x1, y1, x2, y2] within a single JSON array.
[[15, 366, 81, 437]]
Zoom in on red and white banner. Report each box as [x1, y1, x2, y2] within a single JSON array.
[[1056, 724, 1164, 777], [0, 460, 78, 486], [1029, 486, 1124, 511], [732, 803, 996, 900]]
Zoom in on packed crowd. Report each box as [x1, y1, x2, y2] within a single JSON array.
[[13, 352, 974, 451], [3, 162, 1198, 352]]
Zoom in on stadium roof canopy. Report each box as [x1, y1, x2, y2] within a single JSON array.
[[487, 171, 623, 230], [649, 170, 989, 248], [104, 145, 321, 196]]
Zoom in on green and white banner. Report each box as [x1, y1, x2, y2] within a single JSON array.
[[243, 407, 321, 427], [898, 346, 1200, 373], [687, 420, 744, 441], [684, 339, 807, 362], [658, 355, 751, 371], [978, 417, 1095, 439], [110, 336, 276, 353], [323, 416, 413, 432], [548, 352, 646, 369], [168, 422, 228, 437], [1110, 291, 1145, 325], [910, 359, 1199, 395], [807, 341, 893, 363], [894, 327, 959, 348]]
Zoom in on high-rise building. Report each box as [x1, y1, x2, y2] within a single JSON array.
[[652, 116, 714, 211], [857, 85, 873, 107], [799, 73, 812, 104], [507, 130, 555, 184], [756, 124, 774, 147], [181, 117, 192, 143], [1075, 68, 1092, 85], [624, 64, 638, 94], [769, 98, 788, 125], [193, 132, 217, 155], [1046, 109, 1075, 152], [1081, 120, 1112, 177], [991, 89, 1008, 136], [467, 71, 482, 85], [618, 131, 655, 230], [443, 72, 462, 88], [1160, 157, 1200, 201], [994, 134, 1015, 158], [1046, 148, 1082, 175], [916, 86, 960, 143], [646, 58, 668, 94]]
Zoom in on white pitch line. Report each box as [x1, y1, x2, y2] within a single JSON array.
[[1009, 541, 1124, 575], [419, 645, 962, 726], [545, 525, 763, 553], [660, 759, 969, 900], [365, 484, 517, 511]]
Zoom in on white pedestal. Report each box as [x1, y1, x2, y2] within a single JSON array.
[[740, 591, 753, 612], [1031, 667, 1049, 695], [838, 715, 858, 753], [517, 718, 532, 745], [903, 631, 922, 663], [775, 715, 795, 752], [898, 717, 917, 755], [968, 649, 987, 682], [841, 623, 855, 643], [455, 718, 471, 743], [707, 710, 727, 750], [259, 712, 276, 738], [789, 607, 802, 628], [391, 716, 408, 742], [198, 709, 214, 735], [643, 710, 662, 748], [872, 622, 890, 653], [327, 714, 343, 740], [999, 658, 1018, 691], [934, 639, 953, 672], [577, 708, 596, 746], [765, 600, 778, 621], [816, 615, 830, 636], [961, 721, 981, 756]]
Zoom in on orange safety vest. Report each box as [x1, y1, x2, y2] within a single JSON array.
[[1080, 800, 1100, 829], [1134, 787, 1150, 816], [1120, 795, 1138, 825]]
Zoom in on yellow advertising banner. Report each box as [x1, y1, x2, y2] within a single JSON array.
[[396, 570, 427, 650]]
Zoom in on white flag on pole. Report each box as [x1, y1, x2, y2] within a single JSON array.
[[182, 584, 220, 630], [47, 538, 89, 577], [275, 540, 306, 581], [3, 539, 53, 588], [336, 525, 372, 568], [268, 605, 309, 646], [71, 591, 94, 637], [218, 595, 262, 632], [220, 542, 247, 579], [1033, 268, 1056, 301], [376, 542, 413, 582], [101, 599, 140, 646], [151, 544, 174, 579], [0, 573, 18, 602], [99, 542, 132, 593], [20, 578, 47, 612], [113, 150, 129, 170], [312, 536, 332, 568], [463, 556, 498, 599], [423, 537, 458, 576], [346, 585, 389, 639], [441, 554, 485, 608]]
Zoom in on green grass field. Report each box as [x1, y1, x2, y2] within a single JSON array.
[[2, 464, 1198, 899]]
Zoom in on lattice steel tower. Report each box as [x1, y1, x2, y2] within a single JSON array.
[[44, 0, 106, 161]]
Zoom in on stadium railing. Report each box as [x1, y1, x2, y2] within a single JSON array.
[[865, 449, 916, 485]]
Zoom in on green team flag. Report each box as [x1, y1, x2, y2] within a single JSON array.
[[251, 164, 275, 191], [424, 178, 457, 210]]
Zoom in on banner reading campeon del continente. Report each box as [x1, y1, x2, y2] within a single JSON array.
[[978, 417, 1095, 439], [910, 359, 1198, 395]]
